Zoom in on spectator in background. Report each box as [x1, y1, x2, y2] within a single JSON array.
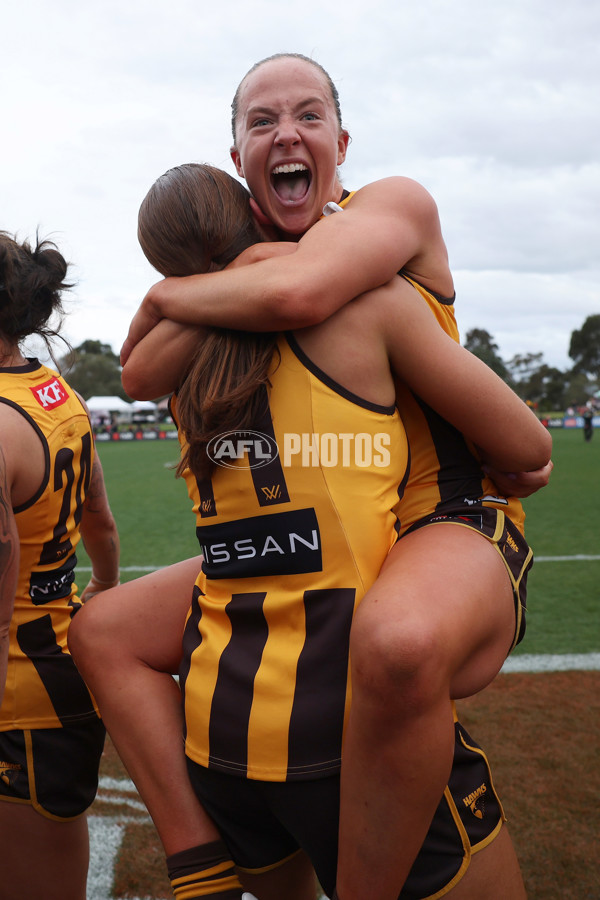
[[583, 403, 594, 442]]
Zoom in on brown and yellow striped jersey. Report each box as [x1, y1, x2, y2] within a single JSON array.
[[0, 361, 98, 730], [173, 335, 410, 782]]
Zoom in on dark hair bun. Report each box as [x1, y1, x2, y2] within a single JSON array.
[[0, 231, 72, 343]]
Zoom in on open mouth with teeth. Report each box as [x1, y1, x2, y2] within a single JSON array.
[[271, 163, 312, 203]]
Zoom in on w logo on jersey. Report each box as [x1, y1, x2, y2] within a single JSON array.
[[261, 484, 282, 501], [30, 377, 68, 410]]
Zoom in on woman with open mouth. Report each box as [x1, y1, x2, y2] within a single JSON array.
[[118, 54, 552, 900]]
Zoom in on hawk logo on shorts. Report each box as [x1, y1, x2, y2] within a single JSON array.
[[463, 783, 487, 819], [0, 760, 21, 787], [504, 532, 520, 554]]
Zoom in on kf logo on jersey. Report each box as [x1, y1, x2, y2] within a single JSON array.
[[30, 377, 69, 410]]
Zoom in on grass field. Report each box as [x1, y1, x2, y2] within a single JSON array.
[[82, 426, 599, 900], [87, 438, 199, 571], [83, 426, 599, 656], [515, 426, 600, 655]]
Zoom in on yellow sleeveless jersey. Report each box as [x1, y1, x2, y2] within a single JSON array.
[[173, 335, 409, 782], [392, 276, 525, 535], [338, 190, 525, 535], [0, 360, 98, 730]]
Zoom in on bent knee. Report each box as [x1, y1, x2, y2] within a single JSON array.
[[350, 613, 448, 706], [68, 601, 118, 668]]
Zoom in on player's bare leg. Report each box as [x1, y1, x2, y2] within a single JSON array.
[[0, 803, 89, 900], [68, 558, 220, 855], [240, 849, 320, 900], [336, 525, 520, 900], [446, 825, 526, 898]]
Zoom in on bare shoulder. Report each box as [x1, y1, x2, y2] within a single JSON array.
[[0, 436, 15, 531], [0, 402, 46, 504], [74, 390, 90, 413], [345, 177, 449, 278], [348, 177, 452, 293], [0, 403, 31, 450], [0, 408, 22, 487], [349, 177, 440, 219]]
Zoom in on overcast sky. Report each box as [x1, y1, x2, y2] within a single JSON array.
[[3, 0, 599, 375]]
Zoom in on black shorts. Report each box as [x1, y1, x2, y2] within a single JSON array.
[[406, 505, 532, 650], [186, 720, 505, 900], [0, 717, 105, 819]]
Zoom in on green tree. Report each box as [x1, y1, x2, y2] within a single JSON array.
[[507, 353, 567, 411], [533, 366, 570, 411], [463, 328, 509, 380], [561, 370, 598, 410], [508, 352, 545, 384], [569, 314, 600, 378], [58, 340, 127, 400]]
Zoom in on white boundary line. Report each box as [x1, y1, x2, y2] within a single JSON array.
[[534, 554, 600, 562], [87, 655, 599, 900], [88, 816, 155, 900], [82, 557, 598, 899], [502, 652, 600, 672]]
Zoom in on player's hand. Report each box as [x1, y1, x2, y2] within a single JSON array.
[[79, 574, 120, 603], [484, 460, 554, 498]]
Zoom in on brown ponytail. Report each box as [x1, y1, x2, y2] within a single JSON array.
[[137, 164, 278, 479]]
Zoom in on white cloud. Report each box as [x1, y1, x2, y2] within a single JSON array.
[[2, 0, 599, 372], [453, 269, 599, 371]]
